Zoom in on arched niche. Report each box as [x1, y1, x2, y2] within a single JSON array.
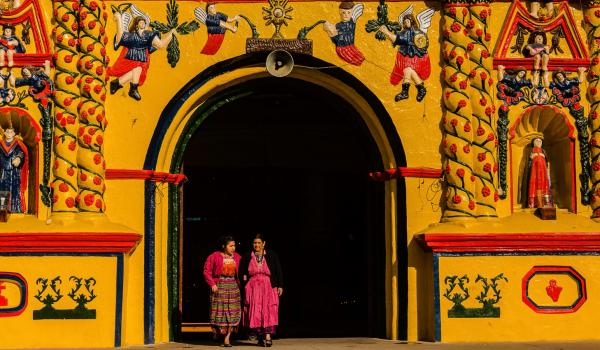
[[509, 106, 575, 212]]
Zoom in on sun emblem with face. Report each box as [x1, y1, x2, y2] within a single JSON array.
[[262, 0, 293, 39]]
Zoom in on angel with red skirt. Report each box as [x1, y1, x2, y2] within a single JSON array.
[[107, 5, 175, 101], [323, 2, 365, 66], [194, 3, 240, 55], [378, 5, 434, 102]]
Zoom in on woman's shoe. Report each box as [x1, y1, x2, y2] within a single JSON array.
[[265, 339, 272, 347], [221, 343, 232, 347]]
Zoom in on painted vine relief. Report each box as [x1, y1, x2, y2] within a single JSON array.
[[444, 273, 508, 318]]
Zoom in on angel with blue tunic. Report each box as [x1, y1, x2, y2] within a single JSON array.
[[107, 5, 175, 101], [377, 5, 434, 102], [194, 3, 240, 55], [550, 67, 586, 108], [323, 2, 365, 66]]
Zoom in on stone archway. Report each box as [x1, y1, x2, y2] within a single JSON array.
[[143, 54, 409, 343]]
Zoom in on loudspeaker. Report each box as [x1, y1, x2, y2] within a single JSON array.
[[266, 50, 294, 77]]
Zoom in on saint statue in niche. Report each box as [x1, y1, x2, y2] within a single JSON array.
[[525, 137, 552, 208], [0, 127, 27, 213]]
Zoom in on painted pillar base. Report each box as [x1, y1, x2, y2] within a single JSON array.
[[417, 230, 600, 342]]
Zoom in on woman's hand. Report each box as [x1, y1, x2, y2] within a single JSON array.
[[277, 288, 283, 296], [211, 285, 218, 293]]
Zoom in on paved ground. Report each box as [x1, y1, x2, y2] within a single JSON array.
[[110, 338, 600, 350]]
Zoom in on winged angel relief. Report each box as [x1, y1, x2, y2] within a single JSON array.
[[323, 2, 365, 66], [194, 4, 241, 55], [375, 5, 435, 102], [107, 5, 175, 100]]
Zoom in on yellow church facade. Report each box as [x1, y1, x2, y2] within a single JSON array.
[[0, 0, 599, 347]]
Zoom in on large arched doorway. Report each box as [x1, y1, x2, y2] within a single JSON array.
[[178, 77, 387, 338]]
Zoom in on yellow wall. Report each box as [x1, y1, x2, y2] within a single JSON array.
[[0, 256, 118, 348], [439, 255, 600, 342], [0, 0, 597, 346]]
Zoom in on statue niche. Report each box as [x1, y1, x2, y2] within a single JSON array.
[[511, 107, 574, 212], [0, 108, 38, 214]]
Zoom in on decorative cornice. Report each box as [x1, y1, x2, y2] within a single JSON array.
[[369, 167, 442, 181], [493, 58, 590, 71], [416, 233, 600, 253], [0, 232, 142, 254], [105, 169, 187, 185]]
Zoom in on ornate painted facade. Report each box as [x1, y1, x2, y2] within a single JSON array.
[[0, 0, 599, 347]]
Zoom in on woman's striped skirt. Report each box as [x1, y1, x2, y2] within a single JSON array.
[[210, 276, 241, 334]]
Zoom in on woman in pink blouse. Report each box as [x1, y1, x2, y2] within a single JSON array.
[[203, 236, 242, 347]]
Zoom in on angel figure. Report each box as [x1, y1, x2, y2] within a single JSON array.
[[497, 65, 532, 105], [194, 3, 240, 55], [378, 5, 434, 102], [15, 60, 53, 107], [549, 67, 586, 108], [107, 5, 175, 101], [323, 2, 365, 66]]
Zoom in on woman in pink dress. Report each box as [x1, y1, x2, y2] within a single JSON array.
[[240, 234, 283, 347], [203, 236, 242, 347]]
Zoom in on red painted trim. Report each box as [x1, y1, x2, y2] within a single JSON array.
[[369, 167, 441, 181], [416, 233, 600, 253], [0, 233, 142, 254], [105, 169, 187, 185], [522, 266, 587, 314], [571, 141, 577, 213], [493, 59, 591, 71]]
